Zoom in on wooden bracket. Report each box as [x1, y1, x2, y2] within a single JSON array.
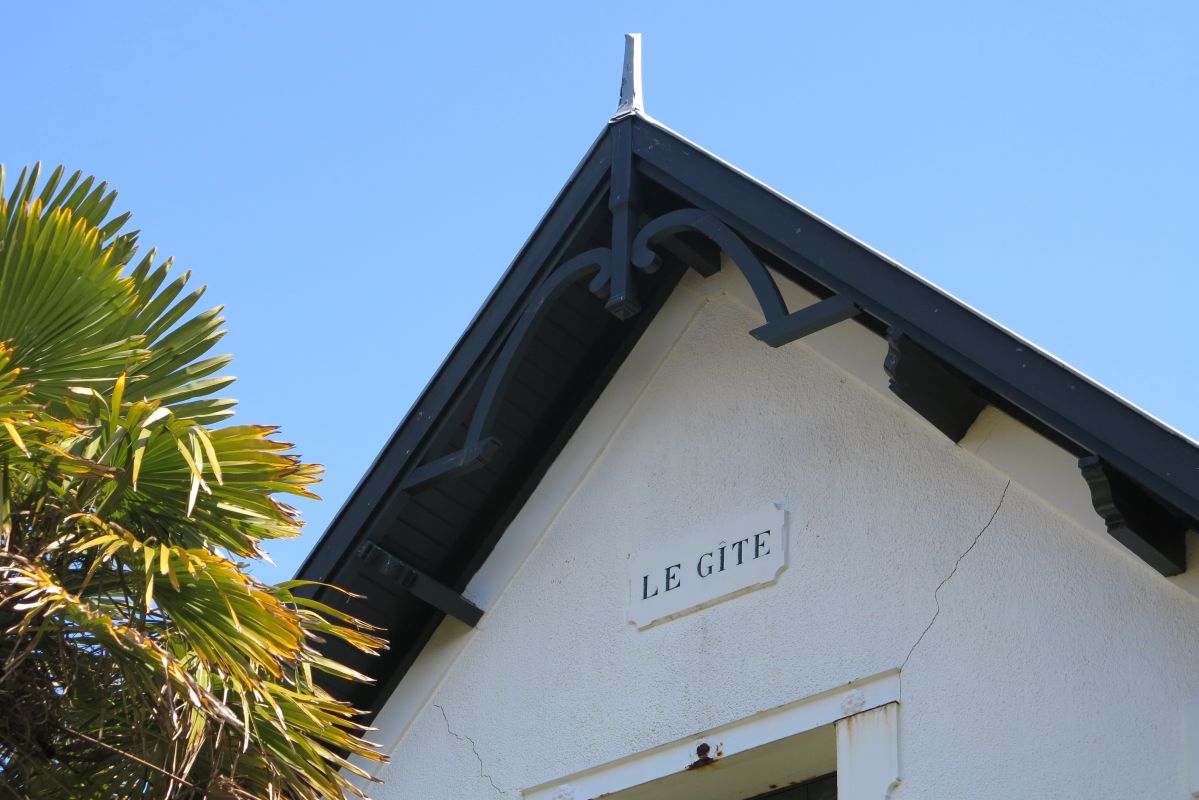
[[885, 330, 985, 442], [357, 541, 484, 626], [751, 294, 860, 347], [398, 437, 500, 494], [1079, 455, 1187, 576]]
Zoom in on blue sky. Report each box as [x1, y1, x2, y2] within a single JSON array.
[[3, 2, 1195, 583]]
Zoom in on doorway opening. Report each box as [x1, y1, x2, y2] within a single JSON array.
[[597, 723, 836, 800], [744, 771, 835, 800]]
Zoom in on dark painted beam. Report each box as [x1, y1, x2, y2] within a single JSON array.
[[1078, 455, 1188, 576], [605, 119, 640, 319], [750, 295, 860, 347], [397, 437, 500, 494], [885, 330, 986, 442], [357, 541, 484, 626]]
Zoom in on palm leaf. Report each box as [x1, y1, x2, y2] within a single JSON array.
[[0, 164, 385, 799]]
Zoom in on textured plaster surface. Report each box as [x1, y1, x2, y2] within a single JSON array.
[[366, 273, 1199, 799]]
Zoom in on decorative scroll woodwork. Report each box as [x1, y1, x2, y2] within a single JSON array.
[[1079, 455, 1187, 576], [468, 249, 613, 451], [357, 541, 484, 626], [636, 213, 721, 278], [393, 249, 613, 493], [884, 330, 985, 442], [399, 136, 864, 496], [631, 208, 862, 345], [632, 207, 788, 321]]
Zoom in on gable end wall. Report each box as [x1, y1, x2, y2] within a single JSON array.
[[359, 268, 1199, 799]]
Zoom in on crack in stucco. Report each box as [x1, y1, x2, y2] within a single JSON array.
[[433, 703, 505, 797], [902, 480, 1011, 672]]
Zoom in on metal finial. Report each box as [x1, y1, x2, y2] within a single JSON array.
[[614, 33, 644, 118]]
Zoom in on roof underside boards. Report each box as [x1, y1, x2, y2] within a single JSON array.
[[295, 113, 1199, 718]]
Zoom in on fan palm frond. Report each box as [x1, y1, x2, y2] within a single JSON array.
[[0, 164, 386, 799]]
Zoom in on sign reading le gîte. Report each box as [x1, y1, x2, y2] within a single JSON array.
[[629, 504, 788, 629]]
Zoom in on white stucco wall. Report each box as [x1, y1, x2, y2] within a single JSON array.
[[360, 268, 1199, 799]]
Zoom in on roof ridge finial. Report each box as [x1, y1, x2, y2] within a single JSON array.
[[614, 33, 644, 118]]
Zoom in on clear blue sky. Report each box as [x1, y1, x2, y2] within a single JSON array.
[[3, 2, 1195, 583]]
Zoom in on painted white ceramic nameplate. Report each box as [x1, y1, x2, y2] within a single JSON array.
[[629, 504, 787, 629]]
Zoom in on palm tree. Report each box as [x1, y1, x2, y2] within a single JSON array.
[[0, 165, 387, 798]]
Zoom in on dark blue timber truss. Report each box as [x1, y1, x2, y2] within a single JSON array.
[[394, 121, 875, 502], [298, 112, 1199, 718]]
